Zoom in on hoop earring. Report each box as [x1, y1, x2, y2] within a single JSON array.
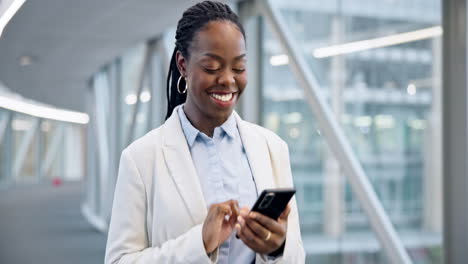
[[177, 76, 188, 94]]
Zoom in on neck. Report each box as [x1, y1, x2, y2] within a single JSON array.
[[182, 104, 230, 138]]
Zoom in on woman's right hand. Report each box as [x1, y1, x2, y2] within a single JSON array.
[[202, 200, 240, 254]]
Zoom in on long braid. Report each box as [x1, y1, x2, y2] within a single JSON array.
[[165, 49, 186, 120], [165, 1, 246, 120]]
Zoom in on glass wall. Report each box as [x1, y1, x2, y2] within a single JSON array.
[[260, 0, 442, 263], [12, 114, 38, 181], [120, 44, 149, 148], [83, 35, 173, 229], [0, 104, 86, 188]]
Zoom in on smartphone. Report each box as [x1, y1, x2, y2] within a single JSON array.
[[251, 188, 296, 220]]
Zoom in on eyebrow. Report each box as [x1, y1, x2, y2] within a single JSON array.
[[202, 53, 246, 61]]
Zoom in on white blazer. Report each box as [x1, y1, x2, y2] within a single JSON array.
[[105, 107, 305, 264]]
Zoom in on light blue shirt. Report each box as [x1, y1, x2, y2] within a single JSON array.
[[178, 106, 258, 264]]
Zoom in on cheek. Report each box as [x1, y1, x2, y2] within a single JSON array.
[[236, 73, 248, 92], [190, 73, 213, 94]]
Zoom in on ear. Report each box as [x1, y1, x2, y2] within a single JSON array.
[[176, 50, 187, 77]]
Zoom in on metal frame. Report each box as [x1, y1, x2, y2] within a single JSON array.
[[93, 70, 111, 221], [443, 0, 468, 262], [149, 36, 170, 129], [39, 123, 64, 178], [106, 60, 121, 222], [0, 111, 12, 186], [146, 40, 156, 132], [257, 0, 411, 263], [423, 36, 443, 233], [12, 118, 40, 180], [323, 12, 346, 237], [238, 0, 263, 124], [81, 76, 108, 232], [36, 119, 44, 180], [0, 112, 8, 144]]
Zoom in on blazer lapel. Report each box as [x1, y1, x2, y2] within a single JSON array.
[[235, 113, 274, 194], [161, 108, 207, 224]]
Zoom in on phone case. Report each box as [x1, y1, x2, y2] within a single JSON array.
[[251, 188, 296, 220]]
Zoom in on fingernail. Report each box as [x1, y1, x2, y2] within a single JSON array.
[[237, 216, 244, 225], [249, 212, 255, 219], [235, 223, 241, 232]]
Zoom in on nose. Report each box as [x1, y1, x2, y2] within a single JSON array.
[[218, 69, 235, 87]]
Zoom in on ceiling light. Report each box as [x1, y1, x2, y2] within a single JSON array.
[[313, 26, 442, 58], [408, 119, 426, 130], [125, 94, 137, 105], [140, 91, 151, 103], [12, 119, 32, 131], [270, 54, 289, 66], [354, 116, 372, 127], [19, 55, 34, 66], [0, 95, 89, 124], [375, 115, 395, 129], [407, 83, 417, 95]]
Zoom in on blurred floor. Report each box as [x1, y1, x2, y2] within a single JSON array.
[[0, 181, 106, 264]]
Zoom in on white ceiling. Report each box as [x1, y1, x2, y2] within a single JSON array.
[[0, 0, 213, 111]]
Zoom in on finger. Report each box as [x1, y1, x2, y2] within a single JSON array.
[[240, 206, 249, 217], [235, 223, 241, 237], [248, 212, 283, 234], [245, 216, 271, 240], [220, 200, 239, 224], [238, 219, 265, 247], [237, 215, 245, 228], [279, 204, 291, 221], [229, 200, 240, 217], [235, 201, 241, 215]]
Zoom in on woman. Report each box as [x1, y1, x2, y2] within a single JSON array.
[[105, 1, 305, 263]]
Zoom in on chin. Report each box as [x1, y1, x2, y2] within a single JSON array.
[[208, 107, 234, 119]]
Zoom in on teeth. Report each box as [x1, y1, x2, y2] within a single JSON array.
[[210, 93, 233, 102]]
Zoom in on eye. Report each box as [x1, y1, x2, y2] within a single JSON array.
[[203, 67, 220, 74], [233, 68, 245, 73]]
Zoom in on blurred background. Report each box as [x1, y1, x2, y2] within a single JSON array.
[[0, 0, 465, 263]]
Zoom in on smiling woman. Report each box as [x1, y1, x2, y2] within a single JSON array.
[[105, 1, 305, 264]]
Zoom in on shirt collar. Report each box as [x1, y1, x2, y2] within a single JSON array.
[[177, 105, 237, 147], [219, 112, 237, 139], [177, 106, 199, 147]]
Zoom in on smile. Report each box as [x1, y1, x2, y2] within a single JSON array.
[[209, 93, 233, 102]]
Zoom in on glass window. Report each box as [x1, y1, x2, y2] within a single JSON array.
[[120, 43, 148, 148], [260, 0, 442, 262], [40, 120, 64, 179], [12, 113, 38, 182]]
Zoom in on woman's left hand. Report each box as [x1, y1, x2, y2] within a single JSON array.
[[235, 204, 290, 255]]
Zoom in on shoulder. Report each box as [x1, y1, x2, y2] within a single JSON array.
[[125, 127, 163, 156], [122, 109, 183, 167], [120, 123, 167, 173]]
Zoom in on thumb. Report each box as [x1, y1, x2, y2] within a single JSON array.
[[279, 204, 291, 221]]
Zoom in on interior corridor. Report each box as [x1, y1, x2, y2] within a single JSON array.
[[0, 182, 106, 264]]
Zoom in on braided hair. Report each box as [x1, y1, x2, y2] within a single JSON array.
[[165, 0, 246, 120]]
